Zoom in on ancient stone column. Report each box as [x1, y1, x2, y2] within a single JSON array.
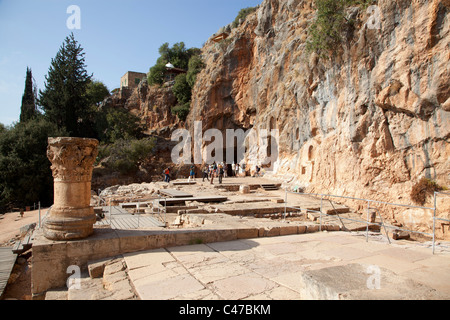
[[44, 137, 99, 241]]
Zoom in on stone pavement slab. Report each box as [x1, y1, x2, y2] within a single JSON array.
[[121, 231, 450, 300], [136, 273, 205, 300], [210, 272, 278, 300]]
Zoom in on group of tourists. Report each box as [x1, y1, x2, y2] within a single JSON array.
[[199, 161, 246, 184], [164, 161, 262, 184]]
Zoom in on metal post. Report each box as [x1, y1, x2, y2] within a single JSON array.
[[284, 187, 287, 221], [38, 201, 41, 229], [164, 198, 167, 225], [137, 200, 140, 229], [375, 207, 391, 245], [109, 199, 112, 226], [319, 195, 323, 232], [432, 192, 437, 255], [366, 200, 370, 243]]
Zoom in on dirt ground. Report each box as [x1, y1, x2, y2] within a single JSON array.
[[0, 209, 46, 246], [0, 209, 47, 300]]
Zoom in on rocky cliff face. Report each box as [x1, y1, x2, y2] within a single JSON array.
[[107, 80, 180, 136], [186, 0, 450, 236]]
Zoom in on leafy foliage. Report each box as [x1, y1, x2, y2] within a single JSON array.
[[0, 117, 67, 213], [98, 138, 156, 175], [232, 6, 258, 28], [171, 103, 191, 122], [147, 63, 167, 87], [306, 0, 375, 59], [96, 107, 145, 144], [410, 178, 446, 205], [172, 73, 191, 105], [148, 42, 201, 86], [86, 80, 110, 106], [186, 55, 205, 88]]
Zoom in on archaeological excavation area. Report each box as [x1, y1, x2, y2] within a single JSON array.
[[27, 175, 450, 301]]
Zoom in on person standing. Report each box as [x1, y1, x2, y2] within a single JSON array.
[[189, 165, 195, 181], [223, 162, 227, 177], [202, 165, 210, 182], [218, 164, 224, 184], [164, 167, 170, 183]]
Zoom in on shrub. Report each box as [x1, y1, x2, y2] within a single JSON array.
[[232, 7, 257, 28], [171, 103, 191, 122], [95, 107, 144, 144], [172, 73, 191, 105], [186, 55, 205, 88], [306, 0, 375, 59], [99, 137, 156, 175], [410, 178, 445, 205], [0, 117, 67, 213], [147, 63, 166, 86]]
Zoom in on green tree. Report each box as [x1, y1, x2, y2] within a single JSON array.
[[148, 42, 201, 86], [86, 80, 110, 107], [99, 137, 156, 175], [157, 42, 190, 70], [0, 118, 67, 213], [306, 0, 375, 59], [38, 33, 93, 137], [172, 73, 191, 105], [94, 107, 144, 144], [147, 63, 167, 86], [20, 67, 38, 122]]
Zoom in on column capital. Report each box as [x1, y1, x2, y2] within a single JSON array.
[[47, 137, 99, 182]]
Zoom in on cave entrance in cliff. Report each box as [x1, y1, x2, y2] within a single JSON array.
[[223, 146, 238, 163], [308, 145, 314, 161], [223, 146, 238, 176], [265, 117, 278, 169]]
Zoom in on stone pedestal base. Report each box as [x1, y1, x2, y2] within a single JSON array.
[[43, 208, 97, 241]]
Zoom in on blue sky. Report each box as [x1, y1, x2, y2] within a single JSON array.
[[0, 0, 262, 126]]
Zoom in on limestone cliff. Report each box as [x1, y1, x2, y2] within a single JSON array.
[[186, 0, 450, 235], [107, 80, 180, 136]]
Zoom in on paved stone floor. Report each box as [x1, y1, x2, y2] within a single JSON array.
[[44, 229, 450, 301], [121, 231, 450, 300]]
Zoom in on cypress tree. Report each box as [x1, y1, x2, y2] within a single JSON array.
[[19, 67, 37, 122], [38, 33, 93, 137]]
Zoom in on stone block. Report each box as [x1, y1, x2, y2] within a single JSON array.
[[280, 225, 298, 236], [148, 233, 177, 249], [391, 231, 410, 240], [237, 228, 259, 239], [260, 227, 280, 237], [306, 225, 320, 233], [297, 225, 307, 234], [322, 224, 340, 232], [118, 235, 151, 254], [88, 258, 109, 279]]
